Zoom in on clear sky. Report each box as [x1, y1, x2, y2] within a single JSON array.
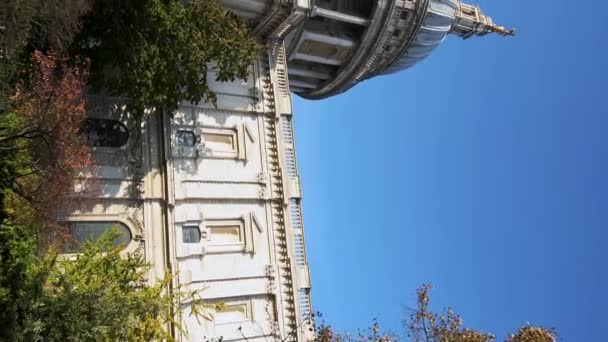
[[292, 0, 608, 340]]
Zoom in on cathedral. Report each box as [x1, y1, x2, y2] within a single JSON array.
[[68, 0, 512, 341]]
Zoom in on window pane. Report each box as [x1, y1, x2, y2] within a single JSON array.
[[182, 226, 201, 243], [67, 221, 131, 252], [81, 119, 129, 147], [176, 130, 196, 147]]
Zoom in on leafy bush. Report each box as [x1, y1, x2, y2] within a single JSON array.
[[0, 226, 204, 341]]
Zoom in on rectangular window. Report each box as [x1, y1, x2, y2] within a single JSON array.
[[172, 128, 201, 159], [202, 127, 238, 159], [206, 219, 245, 253], [172, 124, 250, 160], [214, 302, 252, 325], [202, 213, 259, 254], [182, 226, 201, 243], [209, 225, 242, 245], [176, 130, 197, 147]]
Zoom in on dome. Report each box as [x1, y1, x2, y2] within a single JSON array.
[[222, 0, 513, 99], [255, 0, 515, 99], [282, 0, 463, 99], [381, 0, 458, 75]]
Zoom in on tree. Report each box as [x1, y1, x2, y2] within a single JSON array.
[[405, 285, 556, 342], [2, 0, 258, 117], [506, 326, 557, 342], [1, 0, 92, 60], [405, 284, 494, 342], [0, 0, 93, 107], [0, 50, 95, 339], [317, 319, 396, 342], [1, 50, 92, 231], [314, 285, 556, 342], [73, 0, 259, 115], [0, 226, 207, 341], [0, 203, 41, 341]]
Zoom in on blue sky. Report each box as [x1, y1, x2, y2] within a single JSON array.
[[293, 0, 608, 340]]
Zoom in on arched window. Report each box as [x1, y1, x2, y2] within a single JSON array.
[[66, 221, 132, 253], [81, 119, 129, 147]]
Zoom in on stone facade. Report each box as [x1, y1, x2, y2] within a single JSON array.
[[73, 45, 313, 341], [170, 49, 313, 341]]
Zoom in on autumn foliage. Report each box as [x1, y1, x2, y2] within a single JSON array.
[[1, 51, 92, 231], [315, 285, 556, 342], [507, 326, 557, 342]]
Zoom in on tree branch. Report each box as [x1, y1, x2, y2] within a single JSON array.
[[422, 317, 431, 342], [0, 125, 44, 143]]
